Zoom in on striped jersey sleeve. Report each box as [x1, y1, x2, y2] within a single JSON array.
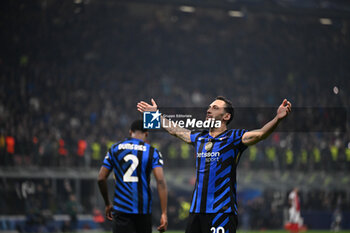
[[152, 149, 164, 169], [231, 129, 248, 152], [102, 150, 113, 170]]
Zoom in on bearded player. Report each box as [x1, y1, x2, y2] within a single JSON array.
[[137, 96, 291, 233]]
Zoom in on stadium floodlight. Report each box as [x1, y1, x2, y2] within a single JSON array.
[[228, 10, 244, 18], [179, 6, 196, 13], [333, 86, 339, 95], [319, 18, 332, 25]]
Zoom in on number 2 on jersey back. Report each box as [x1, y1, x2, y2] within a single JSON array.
[[123, 154, 139, 182]]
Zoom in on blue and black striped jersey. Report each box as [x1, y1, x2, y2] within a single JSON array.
[[102, 137, 163, 214], [189, 129, 247, 214]]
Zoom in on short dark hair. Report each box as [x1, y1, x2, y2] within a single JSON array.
[[130, 120, 147, 133], [215, 96, 234, 125]]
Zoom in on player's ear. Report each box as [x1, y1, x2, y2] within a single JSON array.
[[223, 112, 231, 122], [144, 132, 149, 138], [129, 130, 133, 136]]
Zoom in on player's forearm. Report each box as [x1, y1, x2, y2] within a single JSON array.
[[156, 179, 168, 215], [161, 116, 191, 143], [97, 179, 110, 206], [243, 116, 281, 145], [160, 116, 181, 135], [259, 116, 281, 140]]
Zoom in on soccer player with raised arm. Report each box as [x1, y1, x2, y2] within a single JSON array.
[[97, 120, 168, 233], [137, 97, 291, 233]]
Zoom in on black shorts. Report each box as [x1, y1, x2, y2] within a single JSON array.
[[185, 213, 238, 233], [112, 213, 152, 233]]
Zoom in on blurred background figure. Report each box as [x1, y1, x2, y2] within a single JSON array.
[[331, 196, 343, 232], [66, 194, 78, 232], [285, 188, 306, 233]]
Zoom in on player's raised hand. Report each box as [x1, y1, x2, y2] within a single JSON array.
[[105, 204, 113, 221], [276, 99, 292, 120], [157, 213, 168, 232], [137, 98, 158, 113]]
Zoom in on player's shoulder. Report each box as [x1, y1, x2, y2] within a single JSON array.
[[110, 138, 134, 152], [191, 129, 209, 137], [146, 143, 161, 154], [227, 129, 247, 138], [109, 140, 123, 151]]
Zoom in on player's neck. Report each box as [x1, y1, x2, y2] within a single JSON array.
[[130, 132, 146, 142], [209, 125, 227, 138], [132, 136, 144, 141]]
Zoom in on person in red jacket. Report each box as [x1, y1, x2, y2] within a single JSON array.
[[5, 136, 15, 165]]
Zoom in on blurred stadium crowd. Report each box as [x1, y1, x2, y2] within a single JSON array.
[[1, 1, 349, 170], [0, 0, 350, 230]]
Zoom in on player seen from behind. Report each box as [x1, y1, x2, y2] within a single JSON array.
[[97, 120, 168, 233]]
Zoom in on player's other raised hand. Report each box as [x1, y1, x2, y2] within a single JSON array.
[[277, 99, 292, 120], [137, 98, 158, 113]]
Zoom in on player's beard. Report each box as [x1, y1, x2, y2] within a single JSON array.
[[206, 115, 223, 130]]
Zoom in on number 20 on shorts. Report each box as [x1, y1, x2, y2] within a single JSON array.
[[211, 226, 225, 233]]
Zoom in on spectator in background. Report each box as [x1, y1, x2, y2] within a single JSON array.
[[5, 135, 15, 166], [0, 131, 6, 165], [66, 194, 79, 232]]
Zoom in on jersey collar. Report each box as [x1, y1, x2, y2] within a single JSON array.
[[198, 129, 229, 141], [208, 129, 229, 139]]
